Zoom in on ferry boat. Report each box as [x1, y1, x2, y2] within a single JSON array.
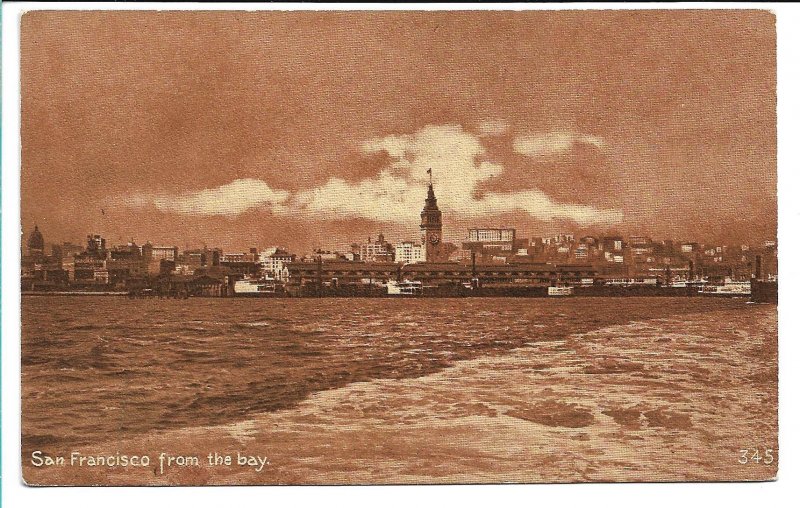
[[699, 277, 751, 297], [665, 278, 707, 288], [604, 277, 659, 286], [386, 280, 423, 296], [547, 286, 574, 296], [233, 277, 282, 296]]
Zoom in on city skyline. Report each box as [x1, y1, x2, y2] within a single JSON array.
[[21, 10, 776, 253], [21, 218, 778, 261], [22, 217, 778, 264]]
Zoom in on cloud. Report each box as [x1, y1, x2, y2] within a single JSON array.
[[514, 132, 607, 157], [296, 124, 622, 225], [478, 119, 509, 137], [480, 190, 623, 224], [127, 178, 290, 216], [122, 125, 622, 227], [293, 174, 420, 222]]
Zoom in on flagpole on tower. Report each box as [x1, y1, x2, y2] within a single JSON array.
[[427, 168, 432, 185]]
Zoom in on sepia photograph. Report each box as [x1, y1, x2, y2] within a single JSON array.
[[12, 7, 780, 488]]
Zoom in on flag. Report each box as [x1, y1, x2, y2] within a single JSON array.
[[426, 168, 432, 175]]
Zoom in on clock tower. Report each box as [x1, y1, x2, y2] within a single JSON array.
[[420, 176, 443, 263]]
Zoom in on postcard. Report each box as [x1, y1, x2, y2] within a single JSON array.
[[17, 9, 777, 486]]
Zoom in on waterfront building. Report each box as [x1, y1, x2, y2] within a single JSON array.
[[628, 235, 652, 247], [467, 228, 516, 244], [420, 181, 445, 263], [86, 234, 108, 258], [21, 225, 70, 290], [575, 237, 600, 261], [173, 264, 196, 276], [143, 243, 178, 261], [179, 250, 207, 271], [220, 250, 259, 263], [314, 250, 346, 261], [462, 228, 526, 262], [451, 248, 474, 263], [286, 261, 399, 291], [107, 243, 148, 284], [110, 242, 142, 260], [262, 248, 295, 280], [359, 233, 394, 262], [93, 268, 110, 284], [53, 233, 110, 282], [348, 243, 362, 261], [681, 242, 699, 253], [285, 260, 596, 292], [22, 225, 47, 275], [27, 225, 45, 258], [141, 242, 178, 274], [544, 233, 575, 246], [394, 241, 425, 265], [173, 247, 221, 275], [71, 255, 108, 282], [601, 236, 624, 253], [150, 273, 231, 297]]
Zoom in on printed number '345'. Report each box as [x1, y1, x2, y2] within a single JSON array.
[[738, 448, 774, 465]]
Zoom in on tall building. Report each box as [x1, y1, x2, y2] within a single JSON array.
[[86, 234, 107, 258], [394, 241, 425, 265], [27, 225, 45, 257], [420, 181, 444, 263], [21, 224, 69, 288], [262, 248, 296, 280], [467, 228, 515, 244], [149, 246, 179, 261], [359, 233, 394, 262], [220, 251, 258, 263], [141, 242, 178, 275], [464, 228, 516, 253]]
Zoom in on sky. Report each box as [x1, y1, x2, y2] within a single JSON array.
[[20, 10, 777, 253]]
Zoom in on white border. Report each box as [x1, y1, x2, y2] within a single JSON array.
[[3, 3, 799, 507]]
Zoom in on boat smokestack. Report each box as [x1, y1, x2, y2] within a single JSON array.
[[471, 251, 478, 289], [755, 255, 763, 280]]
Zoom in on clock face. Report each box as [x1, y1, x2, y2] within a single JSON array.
[[429, 233, 440, 245]]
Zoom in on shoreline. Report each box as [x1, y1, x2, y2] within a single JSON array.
[[22, 291, 130, 296], [21, 291, 763, 300]]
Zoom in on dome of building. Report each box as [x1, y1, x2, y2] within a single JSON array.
[[27, 225, 45, 252]]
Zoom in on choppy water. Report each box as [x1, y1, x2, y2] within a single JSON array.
[[22, 296, 753, 458]]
